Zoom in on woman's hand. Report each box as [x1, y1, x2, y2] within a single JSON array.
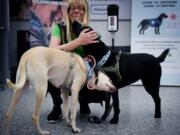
[[49, 28, 99, 51], [77, 28, 99, 45]]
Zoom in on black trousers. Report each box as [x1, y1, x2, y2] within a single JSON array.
[[47, 81, 62, 107]]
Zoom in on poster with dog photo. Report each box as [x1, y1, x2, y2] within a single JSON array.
[[131, 0, 180, 86], [29, 0, 67, 47]]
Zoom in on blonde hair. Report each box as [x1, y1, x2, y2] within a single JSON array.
[[66, 0, 89, 41]]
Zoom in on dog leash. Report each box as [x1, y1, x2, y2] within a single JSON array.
[[88, 102, 114, 124], [83, 55, 98, 90]]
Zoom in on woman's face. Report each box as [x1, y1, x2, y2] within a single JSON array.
[[68, 3, 85, 23]]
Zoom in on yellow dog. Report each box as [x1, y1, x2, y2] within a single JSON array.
[[3, 47, 116, 135]]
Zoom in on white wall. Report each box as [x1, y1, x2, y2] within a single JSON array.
[[89, 20, 131, 47]]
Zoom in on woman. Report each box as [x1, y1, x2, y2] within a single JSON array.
[[49, 0, 97, 52], [47, 0, 98, 122]]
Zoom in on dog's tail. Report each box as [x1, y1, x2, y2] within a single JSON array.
[[6, 57, 27, 91], [156, 48, 170, 63]]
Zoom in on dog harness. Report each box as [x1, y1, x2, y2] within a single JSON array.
[[61, 53, 76, 90], [97, 50, 122, 80], [61, 53, 97, 91], [96, 50, 111, 68]]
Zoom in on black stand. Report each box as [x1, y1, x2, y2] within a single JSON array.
[[111, 32, 115, 50]]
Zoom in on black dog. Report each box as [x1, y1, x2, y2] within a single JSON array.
[[72, 21, 169, 124], [138, 13, 168, 35]]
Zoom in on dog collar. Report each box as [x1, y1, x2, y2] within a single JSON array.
[[96, 50, 111, 68]]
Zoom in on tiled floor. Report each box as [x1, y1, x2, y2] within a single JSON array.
[[0, 86, 180, 135]]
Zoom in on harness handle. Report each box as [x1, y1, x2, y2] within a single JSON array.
[[84, 55, 96, 70], [87, 77, 98, 90], [84, 55, 98, 90]]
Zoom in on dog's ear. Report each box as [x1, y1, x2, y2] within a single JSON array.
[[72, 20, 101, 40], [72, 20, 92, 36], [72, 20, 83, 37]]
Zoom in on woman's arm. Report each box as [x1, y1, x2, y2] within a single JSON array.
[[49, 36, 61, 48], [49, 23, 61, 48], [49, 25, 98, 51]]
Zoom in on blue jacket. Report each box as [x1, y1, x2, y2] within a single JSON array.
[[29, 10, 51, 47]]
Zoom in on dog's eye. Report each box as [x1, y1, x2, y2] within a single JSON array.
[[106, 83, 109, 87], [109, 79, 112, 83], [95, 78, 98, 85]]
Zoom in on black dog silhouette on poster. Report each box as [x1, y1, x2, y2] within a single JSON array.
[[138, 13, 168, 35]]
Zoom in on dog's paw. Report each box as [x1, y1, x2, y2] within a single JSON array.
[[110, 117, 119, 124], [40, 131, 49, 135], [155, 113, 161, 118], [72, 127, 81, 133]]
